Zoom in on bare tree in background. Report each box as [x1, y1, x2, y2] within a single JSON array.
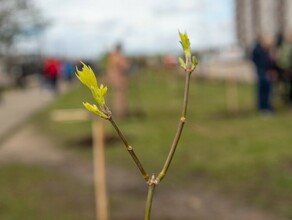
[[0, 0, 46, 70]]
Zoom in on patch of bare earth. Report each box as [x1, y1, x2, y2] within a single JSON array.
[[0, 125, 288, 220]]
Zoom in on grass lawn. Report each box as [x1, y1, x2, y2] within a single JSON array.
[[0, 164, 95, 220], [33, 67, 292, 218]]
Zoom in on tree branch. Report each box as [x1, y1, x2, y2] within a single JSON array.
[[156, 71, 192, 183], [109, 117, 150, 182]]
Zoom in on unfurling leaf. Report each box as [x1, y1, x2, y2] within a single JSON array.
[[192, 55, 198, 68], [83, 102, 108, 119], [179, 31, 191, 56], [178, 31, 198, 72], [179, 57, 186, 69], [75, 62, 98, 89], [76, 62, 110, 119]]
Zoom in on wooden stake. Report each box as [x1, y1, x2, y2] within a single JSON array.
[[51, 109, 109, 220], [92, 119, 109, 220], [51, 109, 88, 122], [226, 76, 239, 113]]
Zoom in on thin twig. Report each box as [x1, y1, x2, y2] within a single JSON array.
[[182, 70, 191, 117], [156, 71, 192, 183], [109, 118, 150, 182], [144, 175, 156, 220]]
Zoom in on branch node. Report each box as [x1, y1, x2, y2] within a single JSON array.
[[148, 174, 158, 185], [180, 117, 186, 122]]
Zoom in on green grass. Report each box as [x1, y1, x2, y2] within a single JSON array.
[[0, 164, 95, 220], [33, 67, 292, 218]]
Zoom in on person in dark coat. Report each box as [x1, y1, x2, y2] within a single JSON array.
[[251, 35, 275, 113]]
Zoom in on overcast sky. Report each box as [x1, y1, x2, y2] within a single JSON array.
[[28, 0, 235, 58]]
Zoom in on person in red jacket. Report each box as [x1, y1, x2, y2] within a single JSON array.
[[43, 58, 60, 93]]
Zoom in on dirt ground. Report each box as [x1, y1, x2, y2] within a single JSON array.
[[0, 125, 288, 220]]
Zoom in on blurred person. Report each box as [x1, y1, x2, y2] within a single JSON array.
[[274, 32, 286, 101], [11, 65, 27, 89], [106, 43, 130, 117], [276, 32, 292, 106], [163, 54, 178, 68], [38, 59, 47, 89], [61, 60, 75, 82], [43, 58, 60, 94], [251, 35, 276, 114], [276, 32, 284, 48]]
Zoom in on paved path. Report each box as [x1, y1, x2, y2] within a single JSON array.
[[0, 80, 70, 142], [0, 87, 53, 142]]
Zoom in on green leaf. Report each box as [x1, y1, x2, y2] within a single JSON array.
[[178, 31, 191, 56], [178, 57, 186, 69], [192, 55, 198, 68], [75, 62, 98, 89], [83, 102, 108, 119]]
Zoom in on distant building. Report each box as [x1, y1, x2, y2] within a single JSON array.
[[236, 0, 292, 50]]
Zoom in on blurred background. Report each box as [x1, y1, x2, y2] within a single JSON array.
[[0, 0, 291, 219]]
